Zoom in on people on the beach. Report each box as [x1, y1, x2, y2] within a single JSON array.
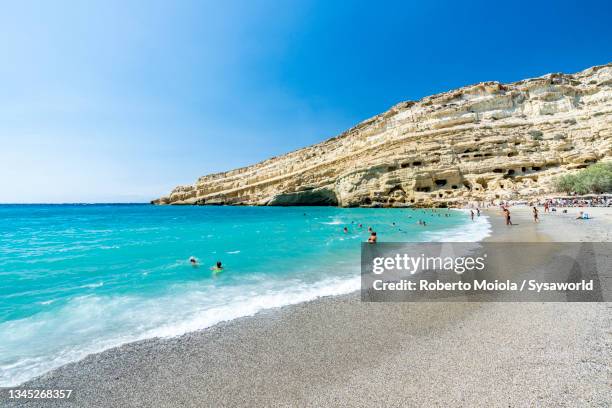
[[503, 208, 513, 226], [576, 211, 590, 220], [532, 206, 539, 223], [211, 261, 224, 272], [476, 208, 480, 217], [368, 232, 377, 243]]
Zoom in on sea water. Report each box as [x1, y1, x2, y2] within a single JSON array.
[[0, 204, 490, 386]]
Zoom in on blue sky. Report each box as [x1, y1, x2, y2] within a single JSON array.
[[1, 0, 610, 203]]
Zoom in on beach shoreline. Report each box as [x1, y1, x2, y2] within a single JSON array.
[[6, 206, 612, 407]]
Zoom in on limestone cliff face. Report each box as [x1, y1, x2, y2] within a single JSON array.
[[154, 63, 612, 207]]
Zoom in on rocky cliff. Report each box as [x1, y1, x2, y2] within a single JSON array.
[[154, 63, 612, 207]]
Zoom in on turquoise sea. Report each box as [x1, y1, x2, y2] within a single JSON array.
[[0, 204, 490, 386]]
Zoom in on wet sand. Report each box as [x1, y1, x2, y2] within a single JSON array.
[[5, 207, 612, 407]]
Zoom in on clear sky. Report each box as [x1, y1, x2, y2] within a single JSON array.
[[1, 0, 610, 203]]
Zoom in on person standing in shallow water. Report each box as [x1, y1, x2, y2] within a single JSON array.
[[532, 206, 539, 223], [368, 232, 377, 243], [503, 208, 513, 226], [470, 210, 474, 221]]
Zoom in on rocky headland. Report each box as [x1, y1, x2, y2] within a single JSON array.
[[154, 63, 612, 207]]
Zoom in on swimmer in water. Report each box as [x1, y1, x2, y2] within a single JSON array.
[[343, 227, 349, 233], [189, 256, 198, 267], [368, 232, 377, 243], [211, 261, 224, 272]]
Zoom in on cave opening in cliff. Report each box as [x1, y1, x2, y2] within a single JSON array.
[[268, 189, 339, 206], [435, 179, 447, 187], [475, 178, 488, 189]]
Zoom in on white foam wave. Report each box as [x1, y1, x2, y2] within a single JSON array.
[[321, 219, 343, 225], [422, 210, 492, 242], [145, 276, 359, 338], [0, 274, 359, 387]]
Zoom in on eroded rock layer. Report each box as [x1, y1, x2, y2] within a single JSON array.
[[154, 64, 612, 207]]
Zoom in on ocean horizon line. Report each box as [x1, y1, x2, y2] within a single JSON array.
[[0, 202, 150, 206]]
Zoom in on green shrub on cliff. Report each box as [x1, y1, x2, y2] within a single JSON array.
[[554, 162, 612, 194]]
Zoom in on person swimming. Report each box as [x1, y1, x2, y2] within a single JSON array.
[[368, 231, 377, 243], [211, 261, 224, 272], [189, 256, 198, 267], [343, 227, 349, 233]]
